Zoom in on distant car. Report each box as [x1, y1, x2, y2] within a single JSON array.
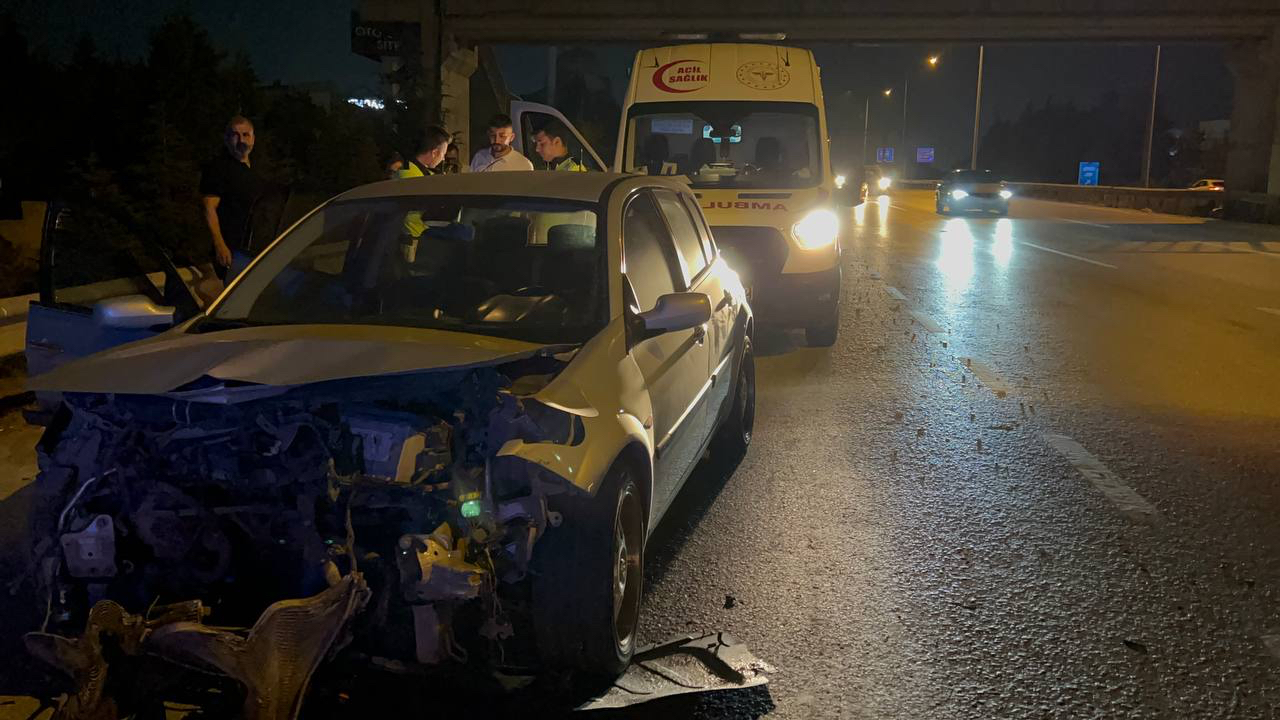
[[22, 172, 756, 714], [861, 167, 894, 195], [1189, 178, 1225, 191], [936, 169, 1012, 216]]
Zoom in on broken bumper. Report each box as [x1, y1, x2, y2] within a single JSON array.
[[26, 574, 369, 720]]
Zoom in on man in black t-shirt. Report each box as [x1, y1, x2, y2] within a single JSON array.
[[200, 115, 264, 281]]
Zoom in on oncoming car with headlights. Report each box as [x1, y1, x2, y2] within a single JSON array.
[[512, 43, 851, 347], [936, 169, 1013, 216], [21, 172, 755, 715]]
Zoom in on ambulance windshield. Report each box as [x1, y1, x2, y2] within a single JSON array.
[[625, 101, 821, 189]]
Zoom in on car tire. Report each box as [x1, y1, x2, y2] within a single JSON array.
[[711, 336, 755, 462], [531, 463, 644, 679]]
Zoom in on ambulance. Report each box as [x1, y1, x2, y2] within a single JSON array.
[[512, 44, 850, 347]]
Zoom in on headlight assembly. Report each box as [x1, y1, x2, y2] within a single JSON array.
[[792, 209, 839, 250]]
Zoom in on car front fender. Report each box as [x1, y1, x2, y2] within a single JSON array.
[[497, 317, 654, 502]]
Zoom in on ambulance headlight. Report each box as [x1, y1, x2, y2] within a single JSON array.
[[793, 209, 839, 250], [951, 189, 969, 201], [876, 176, 893, 191], [999, 189, 1013, 200]]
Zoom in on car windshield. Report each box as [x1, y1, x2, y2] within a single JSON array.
[[949, 170, 998, 183], [208, 195, 605, 344], [624, 101, 821, 189]]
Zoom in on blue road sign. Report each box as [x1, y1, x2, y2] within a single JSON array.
[[876, 147, 895, 163], [916, 146, 935, 164], [1078, 161, 1100, 186]]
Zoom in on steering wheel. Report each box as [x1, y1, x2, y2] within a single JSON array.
[[510, 285, 553, 297]]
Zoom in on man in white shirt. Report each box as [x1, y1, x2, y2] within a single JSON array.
[[469, 114, 534, 172]]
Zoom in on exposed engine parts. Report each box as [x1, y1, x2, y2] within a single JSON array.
[[27, 365, 579, 719]]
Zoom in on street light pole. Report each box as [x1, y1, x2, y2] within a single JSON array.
[[1142, 44, 1162, 188], [970, 44, 984, 170], [862, 95, 870, 169], [902, 70, 909, 175]]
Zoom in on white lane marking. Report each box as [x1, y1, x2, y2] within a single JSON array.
[[1060, 218, 1110, 229], [910, 310, 943, 334], [1258, 307, 1280, 318], [1241, 247, 1280, 261], [1263, 634, 1280, 661], [1043, 434, 1158, 522], [1019, 241, 1119, 269], [962, 358, 1012, 398], [886, 286, 907, 301]]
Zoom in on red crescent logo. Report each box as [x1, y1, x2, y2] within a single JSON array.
[[653, 59, 706, 93]]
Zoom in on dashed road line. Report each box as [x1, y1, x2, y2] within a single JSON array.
[[1263, 635, 1280, 662], [1239, 247, 1280, 261], [1257, 307, 1280, 318], [1019, 241, 1119, 269], [909, 310, 943, 334], [885, 286, 907, 301], [1043, 433, 1158, 523], [1059, 218, 1110, 229], [962, 357, 1013, 398]]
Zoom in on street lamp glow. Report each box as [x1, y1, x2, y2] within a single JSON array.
[[927, 55, 940, 67], [883, 88, 892, 97]]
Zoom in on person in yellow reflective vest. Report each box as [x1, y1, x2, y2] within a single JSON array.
[[395, 125, 452, 239], [533, 121, 589, 172]]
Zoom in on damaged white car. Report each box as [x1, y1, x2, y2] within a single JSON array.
[[21, 172, 755, 717]]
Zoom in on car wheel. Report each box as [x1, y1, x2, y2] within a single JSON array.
[[711, 336, 755, 461], [531, 463, 644, 678]]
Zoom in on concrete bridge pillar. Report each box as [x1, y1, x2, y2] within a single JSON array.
[[440, 46, 477, 163], [1226, 29, 1280, 195]]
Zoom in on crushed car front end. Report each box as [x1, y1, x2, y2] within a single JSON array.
[[25, 351, 600, 717]]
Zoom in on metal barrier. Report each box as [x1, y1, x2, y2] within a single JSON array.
[[885, 179, 1234, 218], [1005, 182, 1223, 217]]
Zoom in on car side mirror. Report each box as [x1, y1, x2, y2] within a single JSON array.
[[93, 295, 175, 330], [635, 292, 712, 340]]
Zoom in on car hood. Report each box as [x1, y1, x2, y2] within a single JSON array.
[[28, 323, 562, 395], [951, 182, 1003, 193]]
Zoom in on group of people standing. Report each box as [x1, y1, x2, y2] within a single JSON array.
[[199, 112, 590, 282]]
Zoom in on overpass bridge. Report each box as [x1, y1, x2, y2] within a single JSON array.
[[357, 0, 1280, 204]]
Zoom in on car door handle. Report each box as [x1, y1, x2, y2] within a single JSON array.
[[691, 324, 706, 344]]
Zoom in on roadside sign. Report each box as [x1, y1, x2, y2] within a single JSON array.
[[1078, 161, 1100, 186], [876, 147, 895, 163], [916, 147, 935, 164], [351, 12, 417, 60]]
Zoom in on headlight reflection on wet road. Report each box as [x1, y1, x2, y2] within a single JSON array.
[[992, 218, 1015, 269], [936, 218, 975, 303]]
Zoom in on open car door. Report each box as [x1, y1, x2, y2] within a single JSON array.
[[510, 101, 608, 172], [25, 202, 210, 415]]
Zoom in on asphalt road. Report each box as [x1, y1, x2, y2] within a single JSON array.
[[1, 191, 1278, 717]]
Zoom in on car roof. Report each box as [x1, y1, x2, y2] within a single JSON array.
[[336, 172, 691, 204]]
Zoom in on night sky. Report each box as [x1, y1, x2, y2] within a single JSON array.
[[10, 0, 1234, 171]]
